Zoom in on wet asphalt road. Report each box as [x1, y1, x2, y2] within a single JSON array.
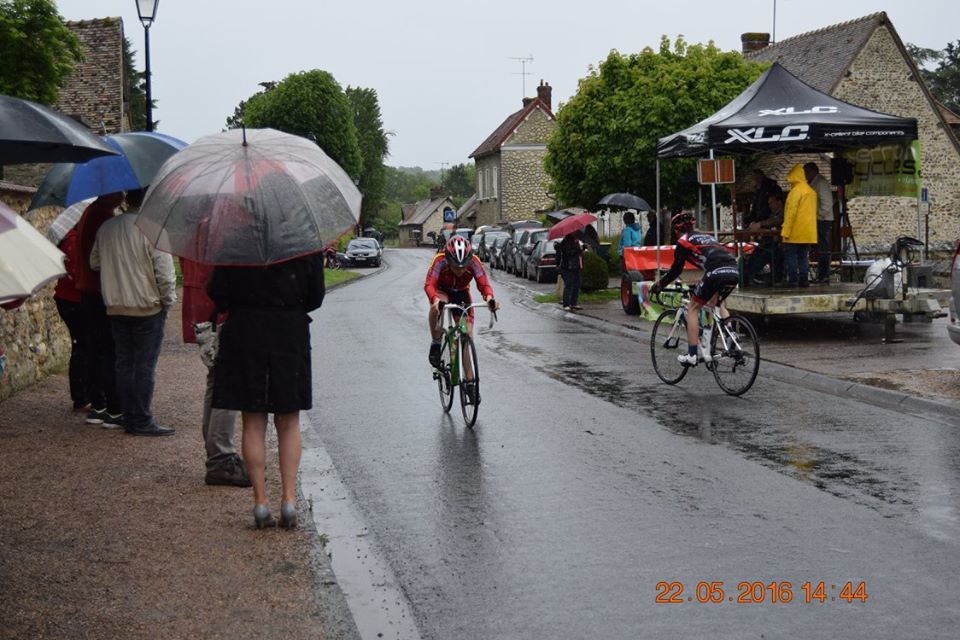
[[307, 248, 959, 640]]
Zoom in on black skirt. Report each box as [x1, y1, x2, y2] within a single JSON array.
[[212, 307, 312, 413]]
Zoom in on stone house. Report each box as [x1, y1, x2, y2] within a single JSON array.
[[469, 80, 557, 227], [397, 190, 458, 248], [1, 17, 128, 400], [743, 12, 960, 254]]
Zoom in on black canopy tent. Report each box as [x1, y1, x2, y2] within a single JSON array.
[[656, 62, 917, 159], [652, 62, 920, 269]]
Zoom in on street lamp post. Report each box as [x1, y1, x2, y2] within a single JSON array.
[[136, 0, 160, 132]]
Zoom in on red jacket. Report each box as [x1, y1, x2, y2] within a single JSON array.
[[424, 253, 494, 304], [180, 259, 219, 344], [53, 229, 81, 303], [74, 200, 118, 293]]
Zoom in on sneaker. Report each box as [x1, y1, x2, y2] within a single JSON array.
[[571, 305, 583, 311], [205, 455, 252, 487], [429, 343, 441, 368], [85, 407, 106, 424], [562, 306, 572, 311], [73, 401, 91, 412], [462, 380, 480, 405], [677, 353, 699, 366], [101, 412, 125, 429]]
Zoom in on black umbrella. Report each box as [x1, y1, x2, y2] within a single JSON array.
[[598, 192, 652, 211], [0, 94, 119, 165]]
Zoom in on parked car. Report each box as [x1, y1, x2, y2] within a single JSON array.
[[526, 238, 558, 283], [513, 229, 549, 275], [479, 230, 507, 263], [343, 237, 382, 267], [948, 239, 960, 346], [490, 235, 511, 270]]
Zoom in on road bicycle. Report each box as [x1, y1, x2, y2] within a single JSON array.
[[432, 301, 497, 427], [649, 284, 760, 396]]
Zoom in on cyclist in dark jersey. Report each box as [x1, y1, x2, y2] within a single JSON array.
[[650, 211, 740, 365], [425, 236, 498, 367]]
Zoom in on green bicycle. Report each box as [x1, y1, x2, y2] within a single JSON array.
[[432, 301, 497, 427]]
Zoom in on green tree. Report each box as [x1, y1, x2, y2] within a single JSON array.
[[123, 36, 154, 131], [545, 37, 766, 208], [242, 70, 362, 179], [346, 86, 390, 227], [444, 163, 474, 199], [908, 41, 960, 114], [0, 0, 82, 104]]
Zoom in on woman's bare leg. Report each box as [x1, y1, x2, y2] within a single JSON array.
[[274, 412, 302, 504], [242, 412, 269, 505]]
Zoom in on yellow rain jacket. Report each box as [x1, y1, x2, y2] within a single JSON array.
[[781, 164, 817, 245]]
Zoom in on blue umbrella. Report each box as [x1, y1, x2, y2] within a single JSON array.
[[30, 131, 188, 209]]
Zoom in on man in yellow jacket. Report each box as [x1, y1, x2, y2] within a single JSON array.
[[781, 164, 818, 287]]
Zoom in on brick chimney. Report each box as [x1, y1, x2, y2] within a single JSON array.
[[536, 80, 552, 111], [522, 97, 535, 108], [741, 33, 771, 54]]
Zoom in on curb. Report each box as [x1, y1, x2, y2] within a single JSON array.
[[499, 275, 960, 427]]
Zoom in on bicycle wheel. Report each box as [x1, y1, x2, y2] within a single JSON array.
[[710, 315, 760, 396], [458, 335, 480, 428], [650, 309, 689, 385], [435, 339, 454, 412]]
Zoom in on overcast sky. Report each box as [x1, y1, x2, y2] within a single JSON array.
[[54, 1, 954, 169]]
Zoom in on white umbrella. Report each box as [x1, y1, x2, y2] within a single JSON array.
[[0, 202, 65, 304], [44, 197, 95, 246]]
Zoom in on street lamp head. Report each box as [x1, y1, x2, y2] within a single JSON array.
[[136, 0, 160, 27]]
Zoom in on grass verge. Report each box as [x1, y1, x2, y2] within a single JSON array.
[[325, 269, 362, 287]]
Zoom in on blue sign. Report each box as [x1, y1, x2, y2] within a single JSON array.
[[920, 187, 929, 203], [443, 208, 455, 222]]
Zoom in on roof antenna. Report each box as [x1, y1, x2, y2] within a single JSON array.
[[508, 55, 534, 97]]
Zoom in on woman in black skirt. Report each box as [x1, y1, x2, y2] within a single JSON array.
[[208, 252, 325, 529]]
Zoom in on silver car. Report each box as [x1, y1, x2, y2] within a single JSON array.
[[343, 238, 382, 268]]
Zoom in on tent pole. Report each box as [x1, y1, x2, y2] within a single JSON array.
[[709, 149, 719, 239], [656, 160, 661, 274]]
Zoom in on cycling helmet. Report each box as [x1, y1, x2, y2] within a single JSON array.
[[444, 235, 473, 268], [671, 210, 695, 236]]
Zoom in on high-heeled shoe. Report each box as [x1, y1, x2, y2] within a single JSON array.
[[279, 501, 298, 529], [253, 504, 276, 529]]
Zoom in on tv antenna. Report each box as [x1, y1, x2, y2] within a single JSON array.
[[508, 55, 534, 97]]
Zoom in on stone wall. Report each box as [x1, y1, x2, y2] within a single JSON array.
[[838, 26, 960, 254], [500, 148, 552, 220], [474, 155, 500, 225], [0, 190, 70, 403], [505, 107, 555, 145]]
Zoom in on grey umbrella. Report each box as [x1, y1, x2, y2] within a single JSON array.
[[598, 192, 652, 211], [0, 94, 118, 165]]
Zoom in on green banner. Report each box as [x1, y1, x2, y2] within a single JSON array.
[[843, 141, 921, 198]]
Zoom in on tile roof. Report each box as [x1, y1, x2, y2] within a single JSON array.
[[745, 12, 886, 93], [398, 197, 452, 226], [469, 100, 553, 159]]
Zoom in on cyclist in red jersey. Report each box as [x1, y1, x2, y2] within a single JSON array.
[[425, 236, 498, 367], [650, 211, 740, 366]]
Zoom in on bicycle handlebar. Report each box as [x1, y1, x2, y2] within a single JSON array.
[[650, 282, 689, 305], [436, 301, 498, 330]]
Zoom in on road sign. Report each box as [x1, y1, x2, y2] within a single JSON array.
[[920, 187, 928, 203]]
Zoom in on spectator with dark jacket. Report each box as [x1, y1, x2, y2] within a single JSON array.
[[555, 231, 585, 312], [53, 227, 90, 411], [74, 192, 124, 427]]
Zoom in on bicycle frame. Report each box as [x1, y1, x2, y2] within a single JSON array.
[[436, 302, 496, 386]]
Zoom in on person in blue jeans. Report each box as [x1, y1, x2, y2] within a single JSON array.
[[90, 188, 177, 436]]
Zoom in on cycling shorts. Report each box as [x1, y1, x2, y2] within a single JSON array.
[[437, 287, 474, 321], [692, 265, 739, 306]]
